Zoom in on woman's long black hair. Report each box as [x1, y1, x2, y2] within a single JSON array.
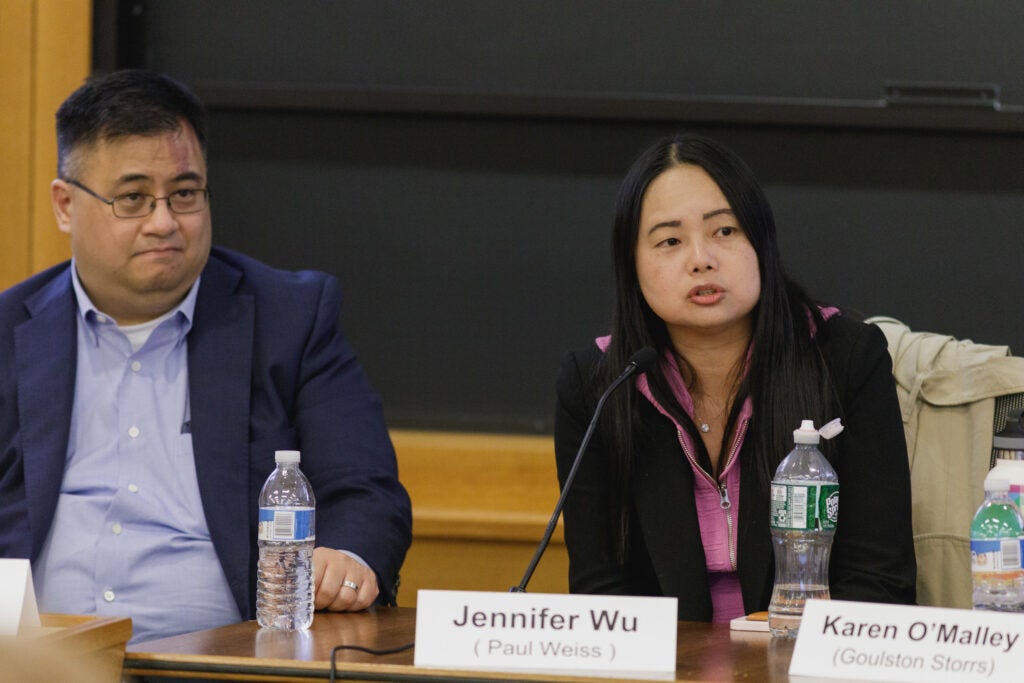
[[600, 133, 835, 560]]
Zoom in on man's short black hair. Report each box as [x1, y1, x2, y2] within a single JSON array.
[[56, 69, 207, 179]]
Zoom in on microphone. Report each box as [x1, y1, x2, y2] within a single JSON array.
[[510, 346, 658, 593]]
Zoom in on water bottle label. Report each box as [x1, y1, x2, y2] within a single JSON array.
[[258, 507, 315, 542], [971, 538, 1023, 574], [770, 483, 839, 531]]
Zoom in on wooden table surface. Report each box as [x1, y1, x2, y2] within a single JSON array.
[[1, 614, 132, 683], [124, 607, 795, 682]]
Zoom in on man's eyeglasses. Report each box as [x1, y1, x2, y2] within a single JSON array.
[[66, 179, 210, 219]]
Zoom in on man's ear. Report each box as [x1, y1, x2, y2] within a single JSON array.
[[51, 179, 73, 234]]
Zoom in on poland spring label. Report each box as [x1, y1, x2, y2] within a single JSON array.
[[770, 482, 839, 531]]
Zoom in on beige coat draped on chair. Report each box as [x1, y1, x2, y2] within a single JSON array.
[[867, 316, 1024, 609]]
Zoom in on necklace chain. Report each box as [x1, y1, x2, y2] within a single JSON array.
[[693, 399, 725, 435]]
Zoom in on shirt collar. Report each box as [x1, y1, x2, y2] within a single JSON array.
[[70, 258, 201, 335]]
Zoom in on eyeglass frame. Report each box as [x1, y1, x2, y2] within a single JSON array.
[[64, 179, 211, 218]]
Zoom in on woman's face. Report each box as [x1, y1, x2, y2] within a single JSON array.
[[635, 164, 761, 347]]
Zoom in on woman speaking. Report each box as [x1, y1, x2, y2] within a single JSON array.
[[554, 133, 917, 621]]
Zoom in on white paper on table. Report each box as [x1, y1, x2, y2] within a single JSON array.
[[0, 559, 41, 636]]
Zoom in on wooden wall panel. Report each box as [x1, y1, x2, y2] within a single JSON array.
[[0, 2, 34, 288], [31, 0, 90, 273], [391, 430, 569, 606], [0, 0, 89, 290]]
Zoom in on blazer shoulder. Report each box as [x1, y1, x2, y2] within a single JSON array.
[[207, 246, 336, 293], [556, 341, 610, 419], [557, 342, 605, 387], [0, 261, 72, 322], [819, 313, 888, 359], [817, 313, 895, 400], [200, 248, 343, 345]]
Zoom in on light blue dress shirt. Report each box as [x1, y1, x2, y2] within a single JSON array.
[[34, 263, 241, 643]]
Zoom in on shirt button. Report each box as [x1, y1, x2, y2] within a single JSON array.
[[128, 484, 139, 493], [111, 522, 123, 535], [130, 360, 142, 372], [103, 589, 115, 602], [128, 426, 140, 438], [96, 315, 108, 324]]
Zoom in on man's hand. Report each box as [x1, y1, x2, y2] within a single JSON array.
[[313, 547, 379, 611]]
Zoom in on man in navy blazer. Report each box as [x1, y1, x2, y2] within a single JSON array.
[[0, 70, 411, 642]]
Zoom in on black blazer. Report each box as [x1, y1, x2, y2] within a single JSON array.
[[554, 315, 917, 620]]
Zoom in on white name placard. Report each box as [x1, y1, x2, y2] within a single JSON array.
[[414, 590, 677, 677], [790, 599, 1024, 682], [0, 559, 40, 636]]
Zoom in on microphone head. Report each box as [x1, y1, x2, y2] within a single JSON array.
[[628, 346, 658, 374]]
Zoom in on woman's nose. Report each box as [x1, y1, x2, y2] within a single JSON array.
[[688, 240, 716, 273]]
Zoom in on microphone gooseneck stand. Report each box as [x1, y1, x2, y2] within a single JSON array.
[[510, 346, 657, 593]]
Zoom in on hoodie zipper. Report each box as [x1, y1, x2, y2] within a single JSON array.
[[677, 417, 750, 571]]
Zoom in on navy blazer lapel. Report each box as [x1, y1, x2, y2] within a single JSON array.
[[188, 256, 254, 617], [15, 269, 77, 559]]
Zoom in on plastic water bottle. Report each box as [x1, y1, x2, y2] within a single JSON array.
[[768, 419, 840, 638], [257, 450, 316, 630], [985, 408, 1024, 510], [970, 478, 1024, 612]]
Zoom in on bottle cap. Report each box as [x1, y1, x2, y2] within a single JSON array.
[[818, 418, 845, 440], [993, 408, 1024, 451], [274, 450, 301, 464], [793, 419, 820, 444], [985, 478, 1010, 493]]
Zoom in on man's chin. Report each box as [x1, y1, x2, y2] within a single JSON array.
[[131, 268, 199, 298], [129, 251, 207, 296]]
